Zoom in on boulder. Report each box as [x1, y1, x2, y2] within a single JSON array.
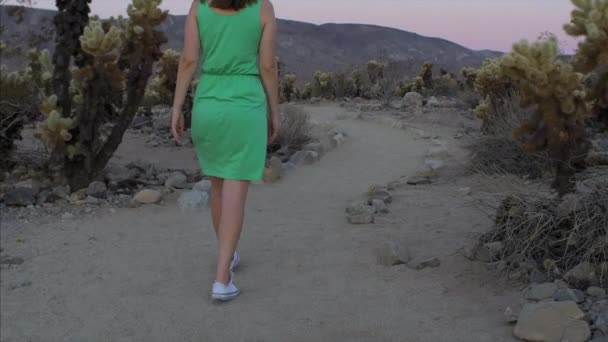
[[164, 171, 188, 189], [514, 301, 590, 342], [402, 92, 423, 108], [5, 188, 36, 207], [178, 190, 209, 211], [133, 189, 162, 204], [86, 181, 107, 199], [345, 201, 375, 224], [565, 261, 598, 288], [15, 179, 41, 196]]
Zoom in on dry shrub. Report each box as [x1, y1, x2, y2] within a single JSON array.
[[479, 184, 608, 287], [468, 94, 550, 178], [277, 105, 313, 151]]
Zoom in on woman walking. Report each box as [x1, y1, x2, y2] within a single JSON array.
[[171, 0, 280, 301]]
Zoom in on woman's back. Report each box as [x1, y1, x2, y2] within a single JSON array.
[[197, 1, 262, 76]]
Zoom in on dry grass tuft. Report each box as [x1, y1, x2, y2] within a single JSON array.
[[277, 105, 313, 151]]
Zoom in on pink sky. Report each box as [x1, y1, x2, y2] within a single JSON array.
[[16, 0, 578, 52]]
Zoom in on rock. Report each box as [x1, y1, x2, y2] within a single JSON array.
[[427, 96, 440, 107], [529, 269, 548, 284], [474, 242, 503, 263], [263, 156, 282, 183], [193, 179, 212, 193], [458, 187, 472, 196], [424, 159, 445, 171], [310, 96, 321, 104], [164, 171, 188, 189], [524, 282, 558, 301], [332, 133, 346, 147], [454, 133, 464, 139], [565, 261, 598, 288], [406, 175, 432, 186], [126, 160, 156, 178], [61, 212, 75, 220], [589, 300, 608, 335], [133, 189, 162, 204], [402, 92, 424, 108], [281, 162, 297, 174], [557, 193, 580, 217], [52, 185, 70, 199], [371, 199, 389, 214], [36, 189, 52, 205], [587, 286, 607, 298], [504, 306, 519, 323], [178, 190, 209, 211], [68, 189, 87, 203], [85, 196, 100, 205], [553, 288, 586, 303], [368, 187, 392, 204], [302, 142, 324, 155], [387, 180, 403, 190], [86, 181, 107, 199], [345, 201, 375, 224], [426, 146, 451, 159], [411, 258, 441, 270], [15, 179, 41, 196], [513, 301, 591, 342], [5, 188, 36, 207], [289, 150, 319, 166], [377, 241, 410, 266], [105, 164, 138, 188], [84, 207, 93, 214], [591, 336, 608, 342]]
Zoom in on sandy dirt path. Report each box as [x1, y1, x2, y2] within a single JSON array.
[[1, 104, 520, 342]]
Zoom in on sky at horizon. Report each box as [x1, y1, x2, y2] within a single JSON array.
[[7, 0, 579, 52]]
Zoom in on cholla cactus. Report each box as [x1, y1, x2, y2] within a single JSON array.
[[333, 72, 356, 98], [412, 76, 425, 93], [312, 71, 334, 99], [564, 0, 608, 124], [300, 82, 312, 100], [498, 38, 590, 195], [433, 73, 460, 96], [366, 60, 384, 84], [419, 62, 433, 89], [471, 58, 514, 128], [460, 67, 478, 90], [280, 73, 298, 102], [145, 49, 179, 105], [398, 79, 414, 97], [352, 69, 373, 99], [34, 95, 80, 159]]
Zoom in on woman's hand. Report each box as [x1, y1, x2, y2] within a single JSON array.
[[268, 111, 281, 145], [171, 111, 185, 144]]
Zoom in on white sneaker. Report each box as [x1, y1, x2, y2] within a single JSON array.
[[211, 274, 240, 301], [230, 251, 240, 272]]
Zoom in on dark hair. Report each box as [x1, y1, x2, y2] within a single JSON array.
[[202, 0, 259, 10]]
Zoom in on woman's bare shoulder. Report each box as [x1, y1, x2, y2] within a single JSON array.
[[261, 0, 275, 14]]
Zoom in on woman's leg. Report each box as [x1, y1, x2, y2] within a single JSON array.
[[209, 176, 224, 239], [215, 179, 250, 284]]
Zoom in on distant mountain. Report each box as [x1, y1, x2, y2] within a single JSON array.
[[1, 5, 502, 79]]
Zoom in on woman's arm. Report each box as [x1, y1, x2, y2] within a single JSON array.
[[259, 0, 281, 143], [171, 0, 200, 143]]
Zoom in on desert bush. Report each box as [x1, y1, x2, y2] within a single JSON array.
[[145, 49, 179, 105], [460, 67, 478, 90], [366, 60, 384, 84], [300, 82, 312, 101], [473, 58, 515, 130], [564, 0, 608, 126], [479, 184, 608, 287], [277, 105, 313, 151], [311, 70, 334, 99], [280, 73, 298, 102], [35, 0, 168, 189], [419, 61, 433, 89], [333, 72, 357, 99], [351, 69, 374, 99], [431, 73, 460, 96]]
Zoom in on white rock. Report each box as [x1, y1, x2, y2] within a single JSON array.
[[193, 179, 212, 193], [178, 190, 209, 211], [427, 96, 440, 107], [345, 201, 375, 224], [402, 92, 423, 108], [164, 171, 188, 189], [133, 189, 162, 204]]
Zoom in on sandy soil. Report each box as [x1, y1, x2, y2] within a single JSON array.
[[1, 104, 523, 342]]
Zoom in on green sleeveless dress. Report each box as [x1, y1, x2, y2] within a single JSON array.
[[191, 1, 268, 181]]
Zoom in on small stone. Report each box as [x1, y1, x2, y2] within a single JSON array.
[[529, 269, 548, 284], [193, 179, 212, 193], [424, 159, 445, 171], [504, 306, 519, 323], [406, 175, 432, 186], [84, 207, 93, 214], [263, 156, 282, 183], [52, 185, 70, 199], [368, 187, 392, 204], [458, 187, 472, 196], [411, 258, 441, 270], [427, 96, 440, 107], [178, 190, 209, 211], [553, 288, 586, 303], [5, 188, 36, 207], [85, 196, 100, 205], [402, 92, 424, 108], [332, 133, 346, 147], [0, 256, 25, 265], [86, 181, 107, 199], [164, 171, 188, 189], [387, 180, 402, 190], [377, 241, 410, 266], [371, 199, 389, 214], [133, 189, 162, 204], [524, 282, 558, 301], [61, 212, 75, 220], [587, 286, 606, 298], [126, 160, 157, 178], [345, 201, 375, 224], [289, 150, 320, 166], [454, 133, 464, 139], [514, 301, 590, 342], [15, 179, 41, 196], [68, 189, 87, 202], [565, 261, 598, 288], [302, 142, 324, 155]]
